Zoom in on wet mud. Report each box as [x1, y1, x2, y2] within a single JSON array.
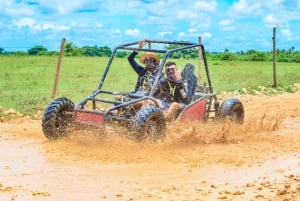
[[1, 91, 300, 201]]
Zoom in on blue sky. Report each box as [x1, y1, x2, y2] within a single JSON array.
[[0, 0, 299, 52]]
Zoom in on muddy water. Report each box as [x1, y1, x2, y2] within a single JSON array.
[[1, 91, 300, 201]]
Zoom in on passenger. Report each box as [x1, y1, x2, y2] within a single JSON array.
[[127, 40, 160, 95], [156, 61, 188, 120], [140, 61, 188, 120]]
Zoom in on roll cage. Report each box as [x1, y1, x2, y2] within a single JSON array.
[[76, 39, 217, 122]]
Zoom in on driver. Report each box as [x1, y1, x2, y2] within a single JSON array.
[[127, 40, 161, 95]]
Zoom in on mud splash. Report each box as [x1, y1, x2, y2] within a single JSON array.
[[34, 111, 287, 168]]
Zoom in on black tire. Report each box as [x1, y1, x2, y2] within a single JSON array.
[[42, 97, 75, 140], [218, 98, 244, 124], [133, 106, 166, 142]]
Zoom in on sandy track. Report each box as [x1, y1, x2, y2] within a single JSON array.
[[1, 91, 300, 201]]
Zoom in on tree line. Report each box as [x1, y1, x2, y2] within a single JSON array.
[[0, 42, 299, 63]]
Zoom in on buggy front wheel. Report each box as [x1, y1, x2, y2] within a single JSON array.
[[42, 97, 75, 140], [133, 106, 166, 142]]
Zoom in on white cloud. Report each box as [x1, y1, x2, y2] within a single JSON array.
[[178, 32, 185, 37], [34, 0, 88, 15], [112, 29, 121, 34], [146, 15, 167, 24], [57, 5, 68, 15], [95, 22, 103, 28], [231, 0, 261, 16], [0, 1, 34, 17], [203, 32, 212, 38], [128, 0, 140, 8], [0, 0, 299, 51], [220, 19, 232, 26], [14, 18, 39, 29], [219, 19, 235, 31], [177, 10, 198, 20], [181, 30, 211, 39], [178, 28, 210, 39], [264, 14, 281, 27], [13, 17, 70, 32], [194, 1, 217, 12], [125, 28, 140, 37], [43, 23, 70, 31], [223, 26, 235, 31], [281, 29, 292, 37], [158, 31, 172, 37], [264, 15, 277, 24], [43, 24, 56, 30], [188, 28, 197, 33]]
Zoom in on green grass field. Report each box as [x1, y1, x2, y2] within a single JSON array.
[[0, 55, 299, 115]]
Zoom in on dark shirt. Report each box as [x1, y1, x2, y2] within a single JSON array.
[[155, 77, 188, 104], [128, 51, 146, 76], [127, 51, 159, 94]]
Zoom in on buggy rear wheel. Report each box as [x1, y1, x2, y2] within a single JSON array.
[[218, 98, 244, 124], [42, 97, 75, 140], [133, 106, 166, 142]]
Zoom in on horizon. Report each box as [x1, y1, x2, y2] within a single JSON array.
[[0, 0, 299, 52]]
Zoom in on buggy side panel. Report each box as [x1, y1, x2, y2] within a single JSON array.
[[75, 110, 104, 126], [178, 98, 207, 121]]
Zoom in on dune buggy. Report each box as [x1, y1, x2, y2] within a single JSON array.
[[42, 39, 245, 141]]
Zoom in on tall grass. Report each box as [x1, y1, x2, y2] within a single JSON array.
[[0, 55, 299, 115]]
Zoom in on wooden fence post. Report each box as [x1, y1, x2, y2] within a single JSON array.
[[272, 27, 277, 88], [51, 38, 66, 99]]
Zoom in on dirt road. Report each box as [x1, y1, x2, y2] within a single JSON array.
[[1, 91, 300, 201]]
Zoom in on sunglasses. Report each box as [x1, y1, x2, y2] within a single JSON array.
[[144, 57, 155, 63]]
